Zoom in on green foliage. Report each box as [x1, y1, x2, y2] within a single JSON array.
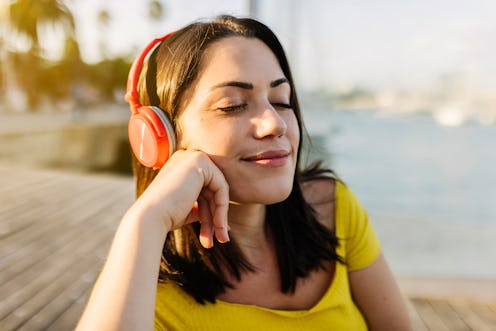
[[87, 57, 132, 102], [4, 48, 131, 109], [9, 51, 44, 109], [149, 0, 164, 21], [4, 0, 133, 110], [8, 0, 75, 53]]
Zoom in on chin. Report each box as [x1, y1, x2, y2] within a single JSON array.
[[230, 180, 294, 205]]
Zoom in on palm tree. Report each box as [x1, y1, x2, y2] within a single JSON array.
[[8, 0, 75, 55], [6, 0, 76, 110]]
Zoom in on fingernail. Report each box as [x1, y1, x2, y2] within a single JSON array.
[[223, 231, 230, 243], [199, 236, 213, 249]]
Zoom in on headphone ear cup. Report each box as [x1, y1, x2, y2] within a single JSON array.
[[128, 106, 176, 169]]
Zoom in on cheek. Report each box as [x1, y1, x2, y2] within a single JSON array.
[[177, 116, 239, 156], [286, 113, 301, 149], [176, 114, 209, 150]]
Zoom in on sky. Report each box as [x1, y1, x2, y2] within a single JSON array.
[[62, 0, 496, 93]]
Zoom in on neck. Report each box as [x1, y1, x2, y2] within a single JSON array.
[[227, 203, 272, 259]]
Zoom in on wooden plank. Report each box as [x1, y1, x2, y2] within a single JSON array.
[[0, 166, 80, 207], [0, 174, 102, 242], [0, 185, 131, 284], [44, 287, 93, 331], [448, 299, 495, 331], [404, 299, 428, 331], [2, 165, 496, 331], [429, 299, 471, 330], [19, 223, 117, 331], [0, 174, 76, 235], [0, 166, 53, 196], [13, 220, 116, 331], [0, 168, 133, 330], [0, 204, 122, 305], [0, 171, 108, 223], [0, 234, 112, 330], [0, 215, 112, 322], [0, 178, 57, 213], [0, 190, 130, 329], [470, 301, 496, 327], [0, 174, 131, 258], [0, 204, 123, 295], [409, 298, 451, 331]]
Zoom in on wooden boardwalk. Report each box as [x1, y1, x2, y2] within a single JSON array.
[[0, 164, 495, 330]]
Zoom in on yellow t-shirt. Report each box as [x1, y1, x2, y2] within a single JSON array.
[[154, 181, 381, 330]]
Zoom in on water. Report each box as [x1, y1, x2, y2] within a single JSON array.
[[326, 110, 496, 223], [302, 105, 496, 278]]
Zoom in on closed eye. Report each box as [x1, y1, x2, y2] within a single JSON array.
[[272, 103, 292, 109], [217, 103, 248, 113]]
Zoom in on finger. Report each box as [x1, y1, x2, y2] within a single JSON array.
[[203, 186, 229, 244], [198, 155, 230, 243], [197, 195, 214, 248], [209, 183, 230, 244]]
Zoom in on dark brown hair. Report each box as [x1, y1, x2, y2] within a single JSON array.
[[133, 15, 341, 303]]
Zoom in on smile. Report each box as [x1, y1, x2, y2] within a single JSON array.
[[242, 150, 290, 167]]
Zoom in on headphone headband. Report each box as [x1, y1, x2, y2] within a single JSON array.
[[124, 32, 174, 114], [124, 32, 177, 169]]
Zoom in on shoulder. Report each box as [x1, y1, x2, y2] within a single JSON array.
[[301, 175, 336, 230]]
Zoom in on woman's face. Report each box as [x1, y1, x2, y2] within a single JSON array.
[[177, 36, 300, 204]]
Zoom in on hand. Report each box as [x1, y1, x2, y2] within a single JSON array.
[[133, 149, 230, 248]]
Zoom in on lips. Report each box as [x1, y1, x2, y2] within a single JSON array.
[[241, 149, 290, 167], [242, 149, 290, 161]]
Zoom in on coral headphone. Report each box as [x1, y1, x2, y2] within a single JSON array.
[[124, 32, 176, 169]]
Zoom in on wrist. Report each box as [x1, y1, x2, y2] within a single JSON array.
[[123, 201, 171, 239]]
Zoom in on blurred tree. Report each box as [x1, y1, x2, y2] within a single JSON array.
[[3, 1, 132, 110], [94, 7, 131, 104], [7, 0, 76, 110], [148, 0, 164, 21], [88, 56, 130, 102], [62, 34, 82, 64], [9, 50, 43, 110], [97, 8, 111, 59], [148, 0, 166, 35], [8, 0, 75, 56], [37, 36, 85, 106]]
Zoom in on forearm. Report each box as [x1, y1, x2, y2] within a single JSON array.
[[76, 207, 169, 331], [76, 151, 230, 330]]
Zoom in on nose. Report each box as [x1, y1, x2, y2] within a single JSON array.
[[252, 104, 287, 139]]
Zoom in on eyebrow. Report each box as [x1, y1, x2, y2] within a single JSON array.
[[210, 78, 289, 91], [270, 78, 289, 87]]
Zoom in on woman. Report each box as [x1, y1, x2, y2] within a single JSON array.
[[77, 15, 411, 330]]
